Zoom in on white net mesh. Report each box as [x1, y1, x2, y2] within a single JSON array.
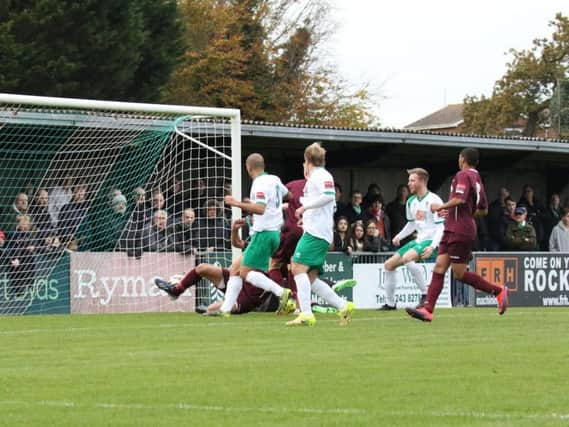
[[0, 95, 239, 315]]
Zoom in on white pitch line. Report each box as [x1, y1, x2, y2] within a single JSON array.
[[1, 400, 568, 421], [0, 400, 363, 415]]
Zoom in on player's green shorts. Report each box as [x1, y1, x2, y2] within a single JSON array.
[[396, 239, 437, 262], [242, 230, 280, 271], [291, 232, 330, 273]]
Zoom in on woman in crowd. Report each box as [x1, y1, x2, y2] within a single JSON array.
[[346, 222, 365, 255], [332, 216, 350, 252]]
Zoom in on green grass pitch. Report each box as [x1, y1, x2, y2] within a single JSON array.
[[1, 308, 568, 426]]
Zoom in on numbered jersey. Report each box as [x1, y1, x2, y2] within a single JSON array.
[[446, 168, 488, 239], [301, 167, 336, 243], [405, 192, 445, 242], [250, 173, 288, 233]]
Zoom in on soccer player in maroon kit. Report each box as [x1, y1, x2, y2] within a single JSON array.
[[155, 219, 286, 315], [268, 179, 306, 292], [406, 148, 509, 322]]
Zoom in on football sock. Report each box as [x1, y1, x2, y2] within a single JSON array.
[[384, 269, 397, 307], [311, 279, 346, 310], [294, 273, 313, 315], [461, 271, 502, 295], [246, 271, 284, 297], [287, 271, 297, 295], [179, 268, 200, 290], [407, 261, 427, 294], [424, 272, 445, 313], [268, 268, 283, 286], [220, 275, 243, 313]]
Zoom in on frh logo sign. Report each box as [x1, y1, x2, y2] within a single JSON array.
[[475, 257, 518, 291]]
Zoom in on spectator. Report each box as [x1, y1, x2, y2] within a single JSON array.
[[549, 207, 569, 252], [518, 184, 545, 250], [141, 209, 171, 252], [170, 208, 199, 255], [362, 195, 391, 241], [107, 188, 123, 206], [165, 175, 188, 218], [48, 176, 73, 224], [149, 190, 166, 217], [106, 194, 129, 251], [119, 187, 148, 258], [29, 188, 53, 232], [0, 230, 5, 257], [58, 183, 90, 251], [333, 183, 347, 221], [473, 216, 489, 251], [3, 192, 29, 232], [197, 199, 230, 251], [503, 206, 537, 251], [486, 187, 510, 251], [191, 178, 208, 216], [332, 216, 350, 252], [498, 197, 517, 249], [362, 183, 383, 210], [385, 184, 410, 244], [346, 222, 365, 255], [3, 215, 37, 296], [363, 220, 391, 253], [542, 193, 562, 249], [340, 190, 364, 224]]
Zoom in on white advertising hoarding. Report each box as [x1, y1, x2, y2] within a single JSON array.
[[353, 262, 452, 309]]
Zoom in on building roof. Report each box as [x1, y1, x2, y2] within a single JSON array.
[[241, 118, 568, 148], [404, 104, 464, 130]]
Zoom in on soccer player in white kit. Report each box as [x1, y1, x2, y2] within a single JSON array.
[[222, 153, 293, 315], [288, 142, 355, 327], [379, 168, 445, 310]]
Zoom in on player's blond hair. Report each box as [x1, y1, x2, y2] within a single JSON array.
[[304, 142, 326, 167], [406, 167, 429, 183]]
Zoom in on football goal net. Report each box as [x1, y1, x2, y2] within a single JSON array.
[[0, 93, 240, 315]]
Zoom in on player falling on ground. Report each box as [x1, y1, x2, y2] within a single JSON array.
[[155, 219, 294, 315], [222, 153, 292, 315], [406, 148, 509, 322], [378, 168, 444, 311], [287, 142, 355, 327]]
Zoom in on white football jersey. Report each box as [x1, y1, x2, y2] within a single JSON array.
[[300, 167, 336, 243], [250, 173, 288, 233], [406, 191, 445, 243]]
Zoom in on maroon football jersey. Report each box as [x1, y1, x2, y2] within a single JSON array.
[[283, 179, 306, 234], [445, 169, 488, 239]]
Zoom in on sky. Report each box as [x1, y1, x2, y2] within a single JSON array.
[[326, 0, 569, 128]]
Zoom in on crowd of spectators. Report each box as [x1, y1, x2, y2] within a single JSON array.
[[330, 182, 569, 255], [0, 178, 233, 283], [1, 178, 568, 288]]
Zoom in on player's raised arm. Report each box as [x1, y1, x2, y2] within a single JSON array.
[[224, 194, 265, 215]]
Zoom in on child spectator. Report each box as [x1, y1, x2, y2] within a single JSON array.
[[362, 195, 391, 241]]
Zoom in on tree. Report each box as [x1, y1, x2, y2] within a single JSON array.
[[0, 0, 183, 102], [550, 78, 569, 138], [163, 0, 379, 127], [463, 13, 569, 137]]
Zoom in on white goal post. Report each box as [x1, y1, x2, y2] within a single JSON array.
[[0, 93, 241, 315]]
